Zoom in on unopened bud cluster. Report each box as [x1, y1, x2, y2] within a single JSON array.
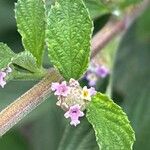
[[51, 78, 96, 126]]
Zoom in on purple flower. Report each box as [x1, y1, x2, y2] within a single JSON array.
[[51, 81, 70, 97], [64, 104, 84, 126], [89, 87, 97, 96], [86, 72, 98, 87], [96, 65, 109, 78], [0, 71, 6, 88]]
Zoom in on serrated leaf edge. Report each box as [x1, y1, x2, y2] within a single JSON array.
[[86, 93, 136, 150]]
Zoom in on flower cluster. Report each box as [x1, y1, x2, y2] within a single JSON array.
[[0, 67, 12, 88], [51, 78, 96, 126], [85, 61, 109, 87]]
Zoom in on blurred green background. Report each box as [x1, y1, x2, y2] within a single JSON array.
[[0, 0, 150, 150]]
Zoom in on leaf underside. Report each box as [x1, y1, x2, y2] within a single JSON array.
[[0, 42, 15, 69], [87, 93, 135, 150], [46, 0, 93, 80], [12, 51, 38, 73]]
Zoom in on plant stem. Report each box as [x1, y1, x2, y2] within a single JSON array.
[[0, 69, 62, 136], [91, 0, 150, 97], [91, 0, 150, 58]]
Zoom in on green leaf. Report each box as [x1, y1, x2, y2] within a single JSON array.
[[15, 0, 45, 66], [12, 51, 38, 73], [86, 93, 135, 150], [9, 51, 47, 81], [0, 42, 15, 69], [46, 0, 93, 80]]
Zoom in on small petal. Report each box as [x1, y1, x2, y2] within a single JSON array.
[[62, 81, 67, 85], [96, 65, 109, 78], [0, 71, 6, 78], [89, 87, 97, 96], [0, 71, 7, 88], [56, 100, 61, 106], [81, 86, 91, 101], [70, 120, 80, 126], [0, 80, 6, 88], [64, 111, 70, 118], [51, 81, 70, 97], [51, 82, 60, 91], [69, 78, 79, 87], [86, 72, 98, 87], [64, 104, 84, 127], [89, 80, 96, 87]]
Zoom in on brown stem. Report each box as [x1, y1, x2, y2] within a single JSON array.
[[91, 19, 125, 58], [0, 69, 62, 136], [91, 0, 150, 59]]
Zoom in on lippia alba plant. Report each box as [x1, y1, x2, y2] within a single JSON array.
[[0, 0, 135, 149]]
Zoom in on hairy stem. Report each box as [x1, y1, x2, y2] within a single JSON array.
[[0, 69, 62, 136]]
